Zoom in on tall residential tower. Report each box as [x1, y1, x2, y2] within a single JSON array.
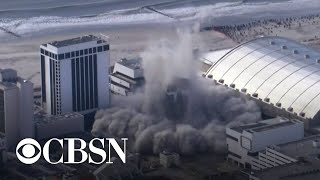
[[40, 35, 110, 115], [0, 69, 34, 149]]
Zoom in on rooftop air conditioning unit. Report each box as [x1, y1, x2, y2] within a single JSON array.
[[218, 79, 224, 84], [264, 98, 270, 102], [230, 84, 235, 88], [252, 93, 258, 98]]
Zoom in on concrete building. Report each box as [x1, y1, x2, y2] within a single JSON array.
[[159, 151, 180, 168], [34, 112, 84, 140], [226, 117, 304, 170], [0, 69, 34, 149], [110, 58, 144, 96], [40, 35, 110, 115], [204, 36, 320, 128], [241, 135, 320, 180]]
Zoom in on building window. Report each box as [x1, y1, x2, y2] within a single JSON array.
[[80, 50, 84, 56], [103, 45, 109, 51], [84, 49, 88, 55], [40, 48, 44, 54], [71, 51, 75, 57], [93, 47, 96, 53], [76, 51, 79, 57], [89, 48, 92, 54], [227, 134, 238, 142], [41, 55, 46, 103], [229, 152, 242, 159], [97, 46, 102, 52], [58, 54, 64, 60], [0, 89, 5, 133], [65, 52, 71, 59]]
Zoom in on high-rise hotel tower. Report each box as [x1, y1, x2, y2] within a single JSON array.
[[40, 35, 110, 115]]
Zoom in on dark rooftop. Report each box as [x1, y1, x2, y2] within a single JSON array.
[[48, 35, 106, 48], [252, 121, 294, 132], [230, 123, 266, 133]]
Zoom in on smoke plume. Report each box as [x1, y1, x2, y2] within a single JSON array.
[[92, 29, 261, 155]]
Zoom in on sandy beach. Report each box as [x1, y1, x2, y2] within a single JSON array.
[[1, 0, 320, 87]]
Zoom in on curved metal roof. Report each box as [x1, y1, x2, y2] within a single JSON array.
[[205, 37, 320, 120]]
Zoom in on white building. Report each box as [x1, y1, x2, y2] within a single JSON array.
[[204, 37, 320, 128], [40, 35, 110, 115], [34, 112, 84, 140], [226, 117, 304, 170], [0, 69, 34, 149], [110, 58, 144, 96]]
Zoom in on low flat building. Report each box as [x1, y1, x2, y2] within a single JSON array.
[[110, 58, 144, 96], [34, 112, 84, 140], [241, 135, 320, 180], [226, 117, 304, 170]]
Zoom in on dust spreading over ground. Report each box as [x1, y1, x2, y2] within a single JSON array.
[[91, 28, 261, 155]]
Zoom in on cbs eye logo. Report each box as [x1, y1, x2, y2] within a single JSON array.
[[16, 138, 41, 164]]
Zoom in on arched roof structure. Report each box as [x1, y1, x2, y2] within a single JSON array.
[[205, 37, 320, 121]]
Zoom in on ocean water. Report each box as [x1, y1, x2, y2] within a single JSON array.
[[0, 0, 319, 41]]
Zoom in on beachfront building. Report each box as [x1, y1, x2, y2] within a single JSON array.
[[40, 35, 110, 115], [204, 36, 320, 128]]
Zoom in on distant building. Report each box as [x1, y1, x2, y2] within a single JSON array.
[[226, 117, 304, 170], [241, 135, 320, 180], [159, 151, 180, 168], [204, 37, 320, 128], [40, 35, 110, 115], [34, 112, 84, 140], [110, 58, 144, 96], [0, 69, 34, 149]]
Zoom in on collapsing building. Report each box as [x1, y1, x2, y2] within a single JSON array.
[[204, 36, 320, 128], [110, 58, 144, 96]]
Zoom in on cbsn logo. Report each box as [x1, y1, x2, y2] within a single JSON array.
[[16, 138, 127, 165]]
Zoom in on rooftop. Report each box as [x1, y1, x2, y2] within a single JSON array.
[[46, 35, 106, 48], [117, 58, 143, 70], [34, 112, 83, 125], [230, 117, 302, 133], [245, 162, 320, 180], [230, 122, 267, 133], [0, 81, 17, 89], [271, 135, 320, 160]]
